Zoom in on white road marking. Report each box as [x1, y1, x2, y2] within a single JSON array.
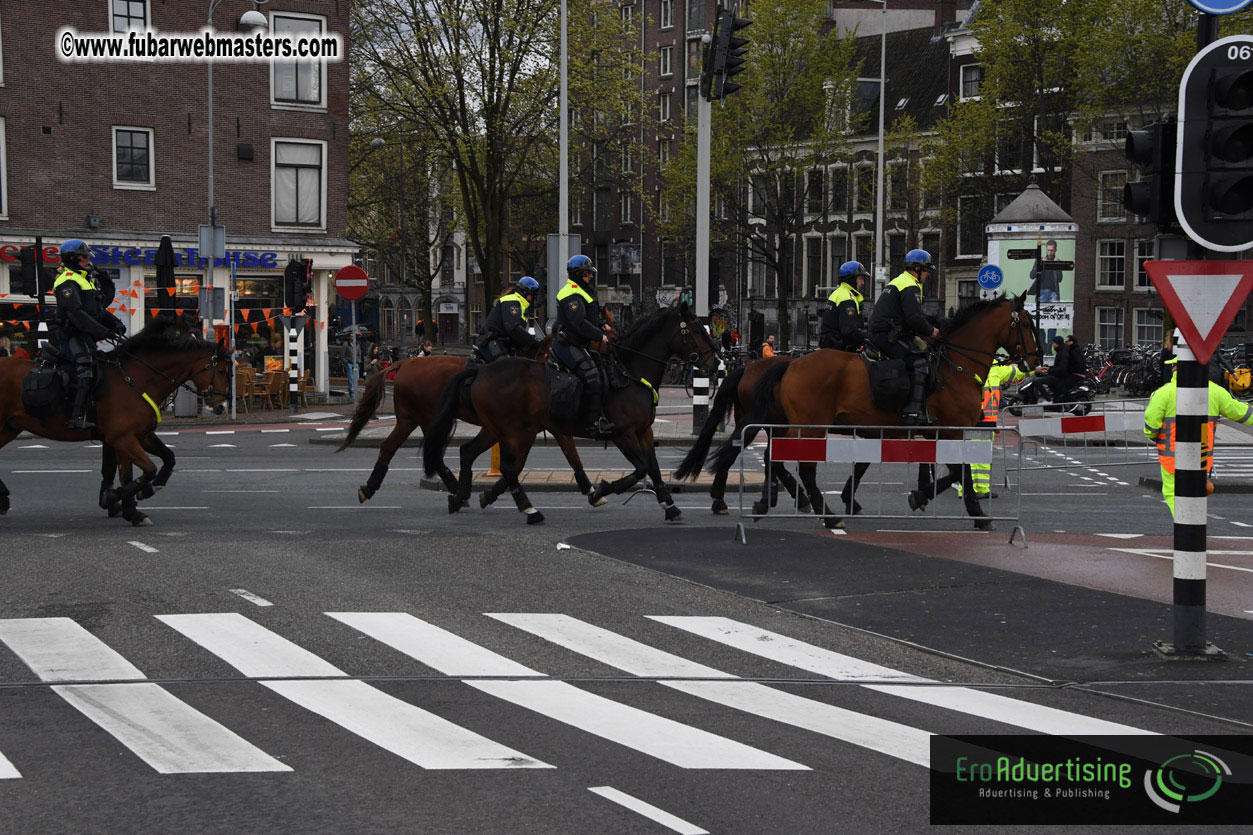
[[35, 533, 70, 538], [209, 444, 237, 448], [315, 428, 341, 432], [1095, 533, 1143, 540], [225, 469, 300, 473], [268, 530, 311, 535], [269, 444, 298, 448], [11, 470, 91, 474], [229, 589, 274, 607], [330, 612, 806, 770], [588, 787, 707, 835], [17, 444, 49, 449], [307, 505, 402, 510], [0, 618, 287, 774], [1107, 548, 1253, 574], [205, 430, 236, 435], [653, 617, 1155, 737], [260, 429, 290, 433], [0, 751, 18, 779], [158, 613, 548, 770], [128, 541, 159, 553], [156, 431, 180, 436], [493, 614, 931, 767], [204, 490, 279, 493], [1232, 521, 1253, 528], [136, 506, 209, 511]]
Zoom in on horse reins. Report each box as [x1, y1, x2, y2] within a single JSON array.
[[103, 340, 232, 413], [937, 309, 1041, 384]]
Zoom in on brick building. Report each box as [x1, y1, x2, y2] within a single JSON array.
[[0, 1, 352, 391]]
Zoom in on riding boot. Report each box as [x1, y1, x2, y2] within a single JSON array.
[[65, 382, 94, 430], [903, 358, 933, 426], [583, 388, 616, 438]]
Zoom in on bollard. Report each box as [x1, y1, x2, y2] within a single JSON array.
[[488, 444, 501, 477], [691, 363, 709, 434], [288, 324, 299, 413]]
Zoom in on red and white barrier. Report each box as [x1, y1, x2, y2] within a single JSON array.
[[1016, 411, 1145, 438], [769, 436, 992, 465]]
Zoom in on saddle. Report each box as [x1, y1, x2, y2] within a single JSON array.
[[20, 352, 108, 420], [859, 346, 936, 414]]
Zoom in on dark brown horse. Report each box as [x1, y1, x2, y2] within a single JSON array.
[[423, 303, 722, 524], [674, 356, 810, 515], [338, 312, 618, 506], [0, 320, 233, 524], [711, 294, 1041, 529]]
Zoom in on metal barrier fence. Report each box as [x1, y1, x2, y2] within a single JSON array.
[[1009, 398, 1158, 478], [734, 423, 1025, 545]]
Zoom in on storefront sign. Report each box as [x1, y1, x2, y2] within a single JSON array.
[[0, 244, 279, 269]]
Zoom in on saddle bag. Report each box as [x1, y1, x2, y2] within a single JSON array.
[[545, 364, 583, 426], [862, 356, 911, 412], [21, 364, 66, 419]]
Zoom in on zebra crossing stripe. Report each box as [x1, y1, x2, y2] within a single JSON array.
[[158, 613, 550, 770], [0, 751, 19, 779], [328, 612, 807, 770], [490, 614, 931, 767], [0, 618, 289, 774], [651, 617, 1155, 737]]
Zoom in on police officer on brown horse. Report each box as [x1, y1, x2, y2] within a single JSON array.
[[53, 239, 127, 429], [475, 276, 541, 363], [550, 254, 616, 438], [866, 248, 940, 425]]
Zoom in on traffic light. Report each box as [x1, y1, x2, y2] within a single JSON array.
[[284, 258, 308, 312], [1123, 116, 1177, 228], [1176, 35, 1253, 252], [711, 9, 751, 100], [699, 16, 719, 101], [16, 246, 38, 296]]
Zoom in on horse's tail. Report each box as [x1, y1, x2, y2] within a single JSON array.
[[708, 360, 789, 475], [674, 364, 744, 481], [336, 369, 388, 452], [423, 366, 479, 477]]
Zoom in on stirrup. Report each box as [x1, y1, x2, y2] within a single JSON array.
[[65, 416, 95, 430]]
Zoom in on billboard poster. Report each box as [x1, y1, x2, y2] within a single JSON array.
[[990, 237, 1075, 351]]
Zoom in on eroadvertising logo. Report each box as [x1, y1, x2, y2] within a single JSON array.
[[930, 736, 1251, 825]]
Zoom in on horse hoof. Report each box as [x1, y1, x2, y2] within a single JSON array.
[[448, 495, 466, 514], [823, 517, 845, 530], [710, 498, 728, 515], [664, 505, 682, 522], [751, 500, 769, 516], [845, 500, 863, 516], [907, 491, 926, 512], [107, 502, 123, 518], [590, 496, 609, 508], [525, 509, 545, 525], [358, 485, 373, 504], [0, 501, 8, 516], [130, 514, 152, 527], [99, 489, 119, 511], [138, 484, 155, 501], [975, 519, 995, 531], [479, 491, 495, 509]]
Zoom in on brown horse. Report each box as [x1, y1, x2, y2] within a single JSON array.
[[674, 356, 810, 515], [711, 294, 1041, 529], [423, 304, 722, 524], [339, 307, 619, 505], [0, 320, 233, 524]]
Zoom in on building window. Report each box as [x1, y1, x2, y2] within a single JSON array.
[[827, 236, 847, 290], [594, 189, 612, 232], [804, 237, 823, 296], [620, 191, 635, 224], [855, 165, 875, 213], [888, 163, 908, 210], [0, 118, 8, 218], [111, 0, 147, 33], [1096, 307, 1125, 349], [659, 92, 672, 122], [659, 46, 673, 78], [570, 200, 582, 227], [806, 169, 824, 214], [621, 4, 634, 23], [1135, 308, 1163, 347], [1097, 239, 1126, 288], [958, 279, 979, 306], [658, 138, 671, 167], [621, 145, 633, 175], [853, 235, 872, 269], [1098, 171, 1127, 222], [113, 126, 154, 189], [271, 13, 326, 107], [660, 0, 674, 28], [829, 167, 848, 213], [686, 0, 704, 30], [960, 64, 983, 100], [995, 120, 1025, 174], [272, 139, 325, 228], [1135, 239, 1155, 290], [956, 196, 987, 258], [686, 39, 701, 79]]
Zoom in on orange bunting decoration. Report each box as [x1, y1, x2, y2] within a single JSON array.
[[261, 308, 271, 321]]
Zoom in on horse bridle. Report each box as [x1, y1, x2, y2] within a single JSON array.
[[106, 347, 234, 411], [609, 317, 722, 373], [940, 307, 1041, 381]]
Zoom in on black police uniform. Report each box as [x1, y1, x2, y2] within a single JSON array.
[[867, 271, 936, 420], [475, 291, 538, 363], [53, 266, 126, 427], [818, 283, 867, 351], [550, 278, 610, 432]]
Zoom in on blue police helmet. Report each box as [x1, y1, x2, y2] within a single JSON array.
[[838, 261, 870, 281], [60, 239, 90, 262], [517, 276, 540, 291], [905, 248, 934, 269]]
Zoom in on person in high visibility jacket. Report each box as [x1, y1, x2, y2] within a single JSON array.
[[551, 254, 615, 438], [53, 239, 127, 429], [867, 249, 941, 424], [819, 261, 869, 351], [958, 360, 1027, 499], [475, 276, 540, 363], [1145, 357, 1253, 514]]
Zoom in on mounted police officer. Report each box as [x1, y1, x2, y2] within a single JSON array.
[[475, 276, 540, 363], [867, 248, 940, 425], [53, 239, 126, 429], [819, 261, 869, 352], [551, 254, 615, 438]]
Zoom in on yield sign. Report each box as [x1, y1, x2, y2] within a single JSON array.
[[1144, 260, 1253, 364]]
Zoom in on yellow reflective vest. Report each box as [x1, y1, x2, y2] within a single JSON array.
[[1144, 375, 1253, 474]]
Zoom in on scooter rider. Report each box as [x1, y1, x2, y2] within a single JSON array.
[[866, 249, 940, 424]]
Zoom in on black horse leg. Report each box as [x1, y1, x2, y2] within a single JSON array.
[[554, 435, 598, 503], [500, 437, 543, 525], [141, 434, 176, 498], [99, 443, 124, 517], [359, 417, 420, 502], [639, 432, 682, 522], [909, 463, 938, 512], [796, 461, 842, 529], [117, 463, 149, 527], [449, 430, 494, 514], [0, 428, 15, 515], [752, 433, 780, 515], [773, 463, 809, 512], [479, 475, 510, 509], [839, 461, 870, 515]]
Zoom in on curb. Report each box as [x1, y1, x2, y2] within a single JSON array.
[[416, 476, 758, 494], [1138, 475, 1253, 494], [309, 432, 720, 449]]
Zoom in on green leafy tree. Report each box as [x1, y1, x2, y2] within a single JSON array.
[[659, 0, 859, 345]]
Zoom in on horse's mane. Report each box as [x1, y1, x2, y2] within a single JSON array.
[[940, 295, 1008, 339], [116, 317, 221, 357], [618, 307, 678, 352]]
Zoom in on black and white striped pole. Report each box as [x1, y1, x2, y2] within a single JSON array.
[[691, 364, 709, 434], [1155, 331, 1223, 660], [286, 314, 305, 414]]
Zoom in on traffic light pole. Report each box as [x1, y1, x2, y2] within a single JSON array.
[[695, 71, 712, 320]]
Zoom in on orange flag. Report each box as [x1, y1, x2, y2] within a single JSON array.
[[165, 287, 176, 297], [250, 322, 259, 334], [262, 308, 271, 322], [240, 308, 251, 322]]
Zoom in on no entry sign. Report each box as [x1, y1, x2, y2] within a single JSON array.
[[334, 265, 369, 301]]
